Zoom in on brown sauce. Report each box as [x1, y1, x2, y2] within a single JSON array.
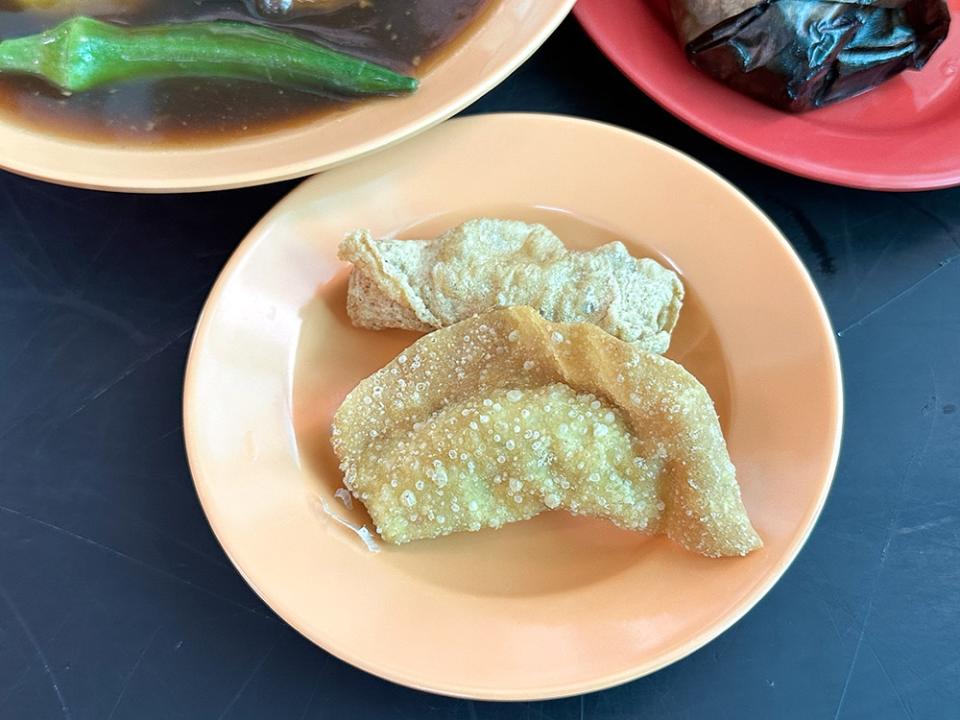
[[0, 0, 490, 144]]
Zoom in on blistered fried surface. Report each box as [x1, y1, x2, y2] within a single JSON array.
[[331, 306, 761, 557], [338, 218, 684, 353]]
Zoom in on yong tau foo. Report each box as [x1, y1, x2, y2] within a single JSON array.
[[339, 218, 684, 353], [331, 289, 761, 558]]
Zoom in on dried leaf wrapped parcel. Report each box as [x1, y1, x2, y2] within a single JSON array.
[[669, 0, 950, 111]]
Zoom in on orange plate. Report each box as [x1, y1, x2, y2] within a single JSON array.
[[183, 114, 843, 700], [0, 1, 573, 192]]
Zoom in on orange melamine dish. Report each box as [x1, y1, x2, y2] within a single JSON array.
[[0, 1, 573, 192], [183, 114, 842, 699]]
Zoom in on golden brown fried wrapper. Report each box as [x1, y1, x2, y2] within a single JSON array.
[[338, 218, 684, 353], [331, 307, 761, 557]]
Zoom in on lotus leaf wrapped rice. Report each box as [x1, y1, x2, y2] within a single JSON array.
[[670, 0, 951, 111]]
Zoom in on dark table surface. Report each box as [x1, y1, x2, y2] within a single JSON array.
[[1, 15, 958, 720]]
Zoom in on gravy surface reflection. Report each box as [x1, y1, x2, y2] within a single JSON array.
[[0, 0, 490, 143]]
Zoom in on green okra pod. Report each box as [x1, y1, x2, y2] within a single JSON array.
[[0, 16, 419, 96]]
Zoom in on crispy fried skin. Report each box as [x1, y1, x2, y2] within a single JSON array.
[[338, 219, 684, 353], [332, 307, 761, 557]]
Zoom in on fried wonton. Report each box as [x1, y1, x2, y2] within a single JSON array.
[[338, 218, 684, 353], [331, 306, 761, 557]]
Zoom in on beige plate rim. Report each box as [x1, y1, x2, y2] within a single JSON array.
[[0, 1, 574, 193], [183, 113, 844, 700]]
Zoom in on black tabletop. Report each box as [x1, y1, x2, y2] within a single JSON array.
[[1, 16, 958, 720]]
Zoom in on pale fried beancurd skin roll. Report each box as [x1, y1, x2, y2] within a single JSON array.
[[337, 218, 684, 354], [331, 306, 761, 558]]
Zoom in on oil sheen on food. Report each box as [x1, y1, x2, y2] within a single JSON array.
[[0, 0, 490, 143]]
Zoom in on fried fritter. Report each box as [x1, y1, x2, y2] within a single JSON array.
[[338, 219, 684, 353], [331, 306, 761, 557]]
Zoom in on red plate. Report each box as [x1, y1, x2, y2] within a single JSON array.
[[575, 0, 960, 190]]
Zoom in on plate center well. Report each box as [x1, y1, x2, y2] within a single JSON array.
[[291, 205, 733, 597]]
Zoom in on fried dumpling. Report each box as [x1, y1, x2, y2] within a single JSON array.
[[331, 306, 761, 557], [337, 218, 684, 353]]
